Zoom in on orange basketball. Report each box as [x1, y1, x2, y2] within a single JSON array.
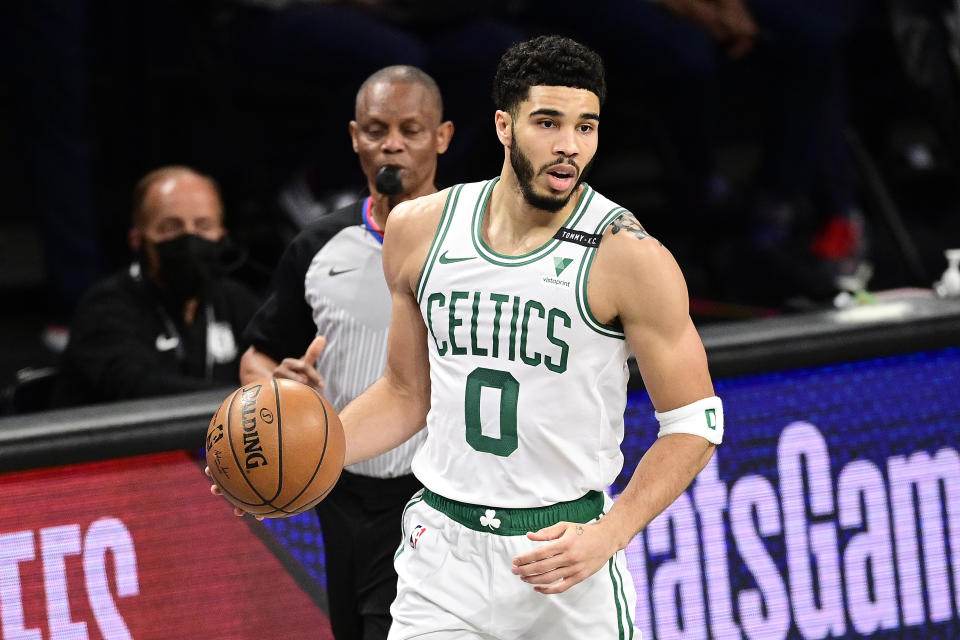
[[205, 378, 345, 518]]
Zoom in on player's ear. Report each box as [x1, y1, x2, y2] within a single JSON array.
[[435, 120, 454, 155], [495, 110, 512, 147], [349, 121, 360, 153]]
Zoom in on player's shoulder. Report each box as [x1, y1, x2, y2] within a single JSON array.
[[384, 188, 452, 237], [390, 188, 450, 218], [599, 208, 669, 262], [381, 189, 455, 289], [591, 205, 685, 299]]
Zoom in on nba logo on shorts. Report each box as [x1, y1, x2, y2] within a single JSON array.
[[409, 525, 427, 549]]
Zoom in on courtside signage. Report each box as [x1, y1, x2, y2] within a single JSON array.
[[2, 349, 957, 639], [618, 348, 960, 639], [0, 452, 332, 639]]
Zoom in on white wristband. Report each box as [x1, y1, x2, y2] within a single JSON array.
[[655, 396, 724, 445]]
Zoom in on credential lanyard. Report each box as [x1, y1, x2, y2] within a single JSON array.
[[133, 261, 215, 380], [155, 302, 216, 381], [363, 196, 384, 244]]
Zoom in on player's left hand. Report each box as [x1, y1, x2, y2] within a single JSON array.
[[511, 521, 619, 594]]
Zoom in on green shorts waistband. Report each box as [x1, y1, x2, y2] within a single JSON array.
[[421, 488, 604, 536]]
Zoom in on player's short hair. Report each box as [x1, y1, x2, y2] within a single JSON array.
[[131, 165, 222, 229], [492, 35, 606, 116], [356, 65, 444, 120]]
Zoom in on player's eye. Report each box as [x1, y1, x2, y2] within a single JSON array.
[[578, 123, 595, 133]]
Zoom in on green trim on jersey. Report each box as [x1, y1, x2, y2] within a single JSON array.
[[575, 206, 629, 339], [471, 181, 596, 267], [416, 185, 464, 304]]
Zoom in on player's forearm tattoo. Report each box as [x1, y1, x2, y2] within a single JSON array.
[[575, 525, 584, 536], [610, 212, 651, 240]]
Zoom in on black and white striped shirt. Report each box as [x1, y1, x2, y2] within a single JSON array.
[[244, 200, 425, 478]]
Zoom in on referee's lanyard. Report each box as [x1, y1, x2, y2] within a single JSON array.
[[363, 196, 384, 244], [130, 261, 216, 380]]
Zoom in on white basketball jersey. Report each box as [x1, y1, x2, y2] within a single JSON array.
[[413, 179, 633, 507]]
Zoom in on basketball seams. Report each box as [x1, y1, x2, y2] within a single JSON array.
[[227, 386, 267, 504], [208, 378, 345, 517], [274, 387, 335, 513], [240, 379, 281, 504], [269, 375, 289, 513], [270, 377, 284, 503], [216, 386, 271, 510], [287, 479, 338, 514], [219, 381, 282, 511]]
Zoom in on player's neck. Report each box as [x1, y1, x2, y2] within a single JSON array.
[[486, 171, 581, 255]]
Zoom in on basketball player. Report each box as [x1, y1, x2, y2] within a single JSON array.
[[335, 35, 722, 638], [213, 36, 722, 638], [238, 66, 453, 639]]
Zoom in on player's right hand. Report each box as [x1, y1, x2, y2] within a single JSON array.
[[272, 335, 327, 390], [204, 465, 265, 520]]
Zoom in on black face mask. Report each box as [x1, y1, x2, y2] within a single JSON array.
[[150, 234, 223, 302]]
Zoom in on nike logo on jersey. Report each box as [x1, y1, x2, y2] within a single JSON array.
[[155, 334, 180, 352], [328, 267, 358, 277], [438, 251, 475, 264]]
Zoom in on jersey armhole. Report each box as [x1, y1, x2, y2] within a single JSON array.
[[415, 184, 464, 304], [575, 206, 627, 339]]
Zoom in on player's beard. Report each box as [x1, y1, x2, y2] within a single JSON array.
[[510, 126, 595, 213]]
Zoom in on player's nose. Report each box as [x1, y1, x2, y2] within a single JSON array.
[[552, 127, 579, 158]]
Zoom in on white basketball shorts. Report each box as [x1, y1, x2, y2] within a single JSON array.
[[389, 489, 640, 639]]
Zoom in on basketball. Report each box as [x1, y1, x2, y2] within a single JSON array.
[[205, 378, 345, 518]]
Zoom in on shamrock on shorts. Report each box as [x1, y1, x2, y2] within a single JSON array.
[[479, 509, 501, 530]]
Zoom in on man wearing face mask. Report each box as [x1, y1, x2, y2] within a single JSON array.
[[239, 66, 453, 639], [54, 165, 260, 407]]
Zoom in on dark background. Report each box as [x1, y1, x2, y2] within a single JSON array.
[[1, 0, 958, 395]]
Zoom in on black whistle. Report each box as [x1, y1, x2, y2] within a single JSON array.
[[376, 165, 403, 196]]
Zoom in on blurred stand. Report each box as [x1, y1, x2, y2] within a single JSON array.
[[0, 0, 104, 350], [2, 0, 960, 399]]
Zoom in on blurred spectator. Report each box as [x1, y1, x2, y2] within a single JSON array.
[[54, 166, 259, 407], [0, 0, 104, 350], [238, 65, 453, 640], [887, 0, 960, 182], [513, 0, 873, 304], [211, 0, 521, 228]]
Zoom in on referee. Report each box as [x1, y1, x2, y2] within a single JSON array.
[[239, 65, 453, 640]]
